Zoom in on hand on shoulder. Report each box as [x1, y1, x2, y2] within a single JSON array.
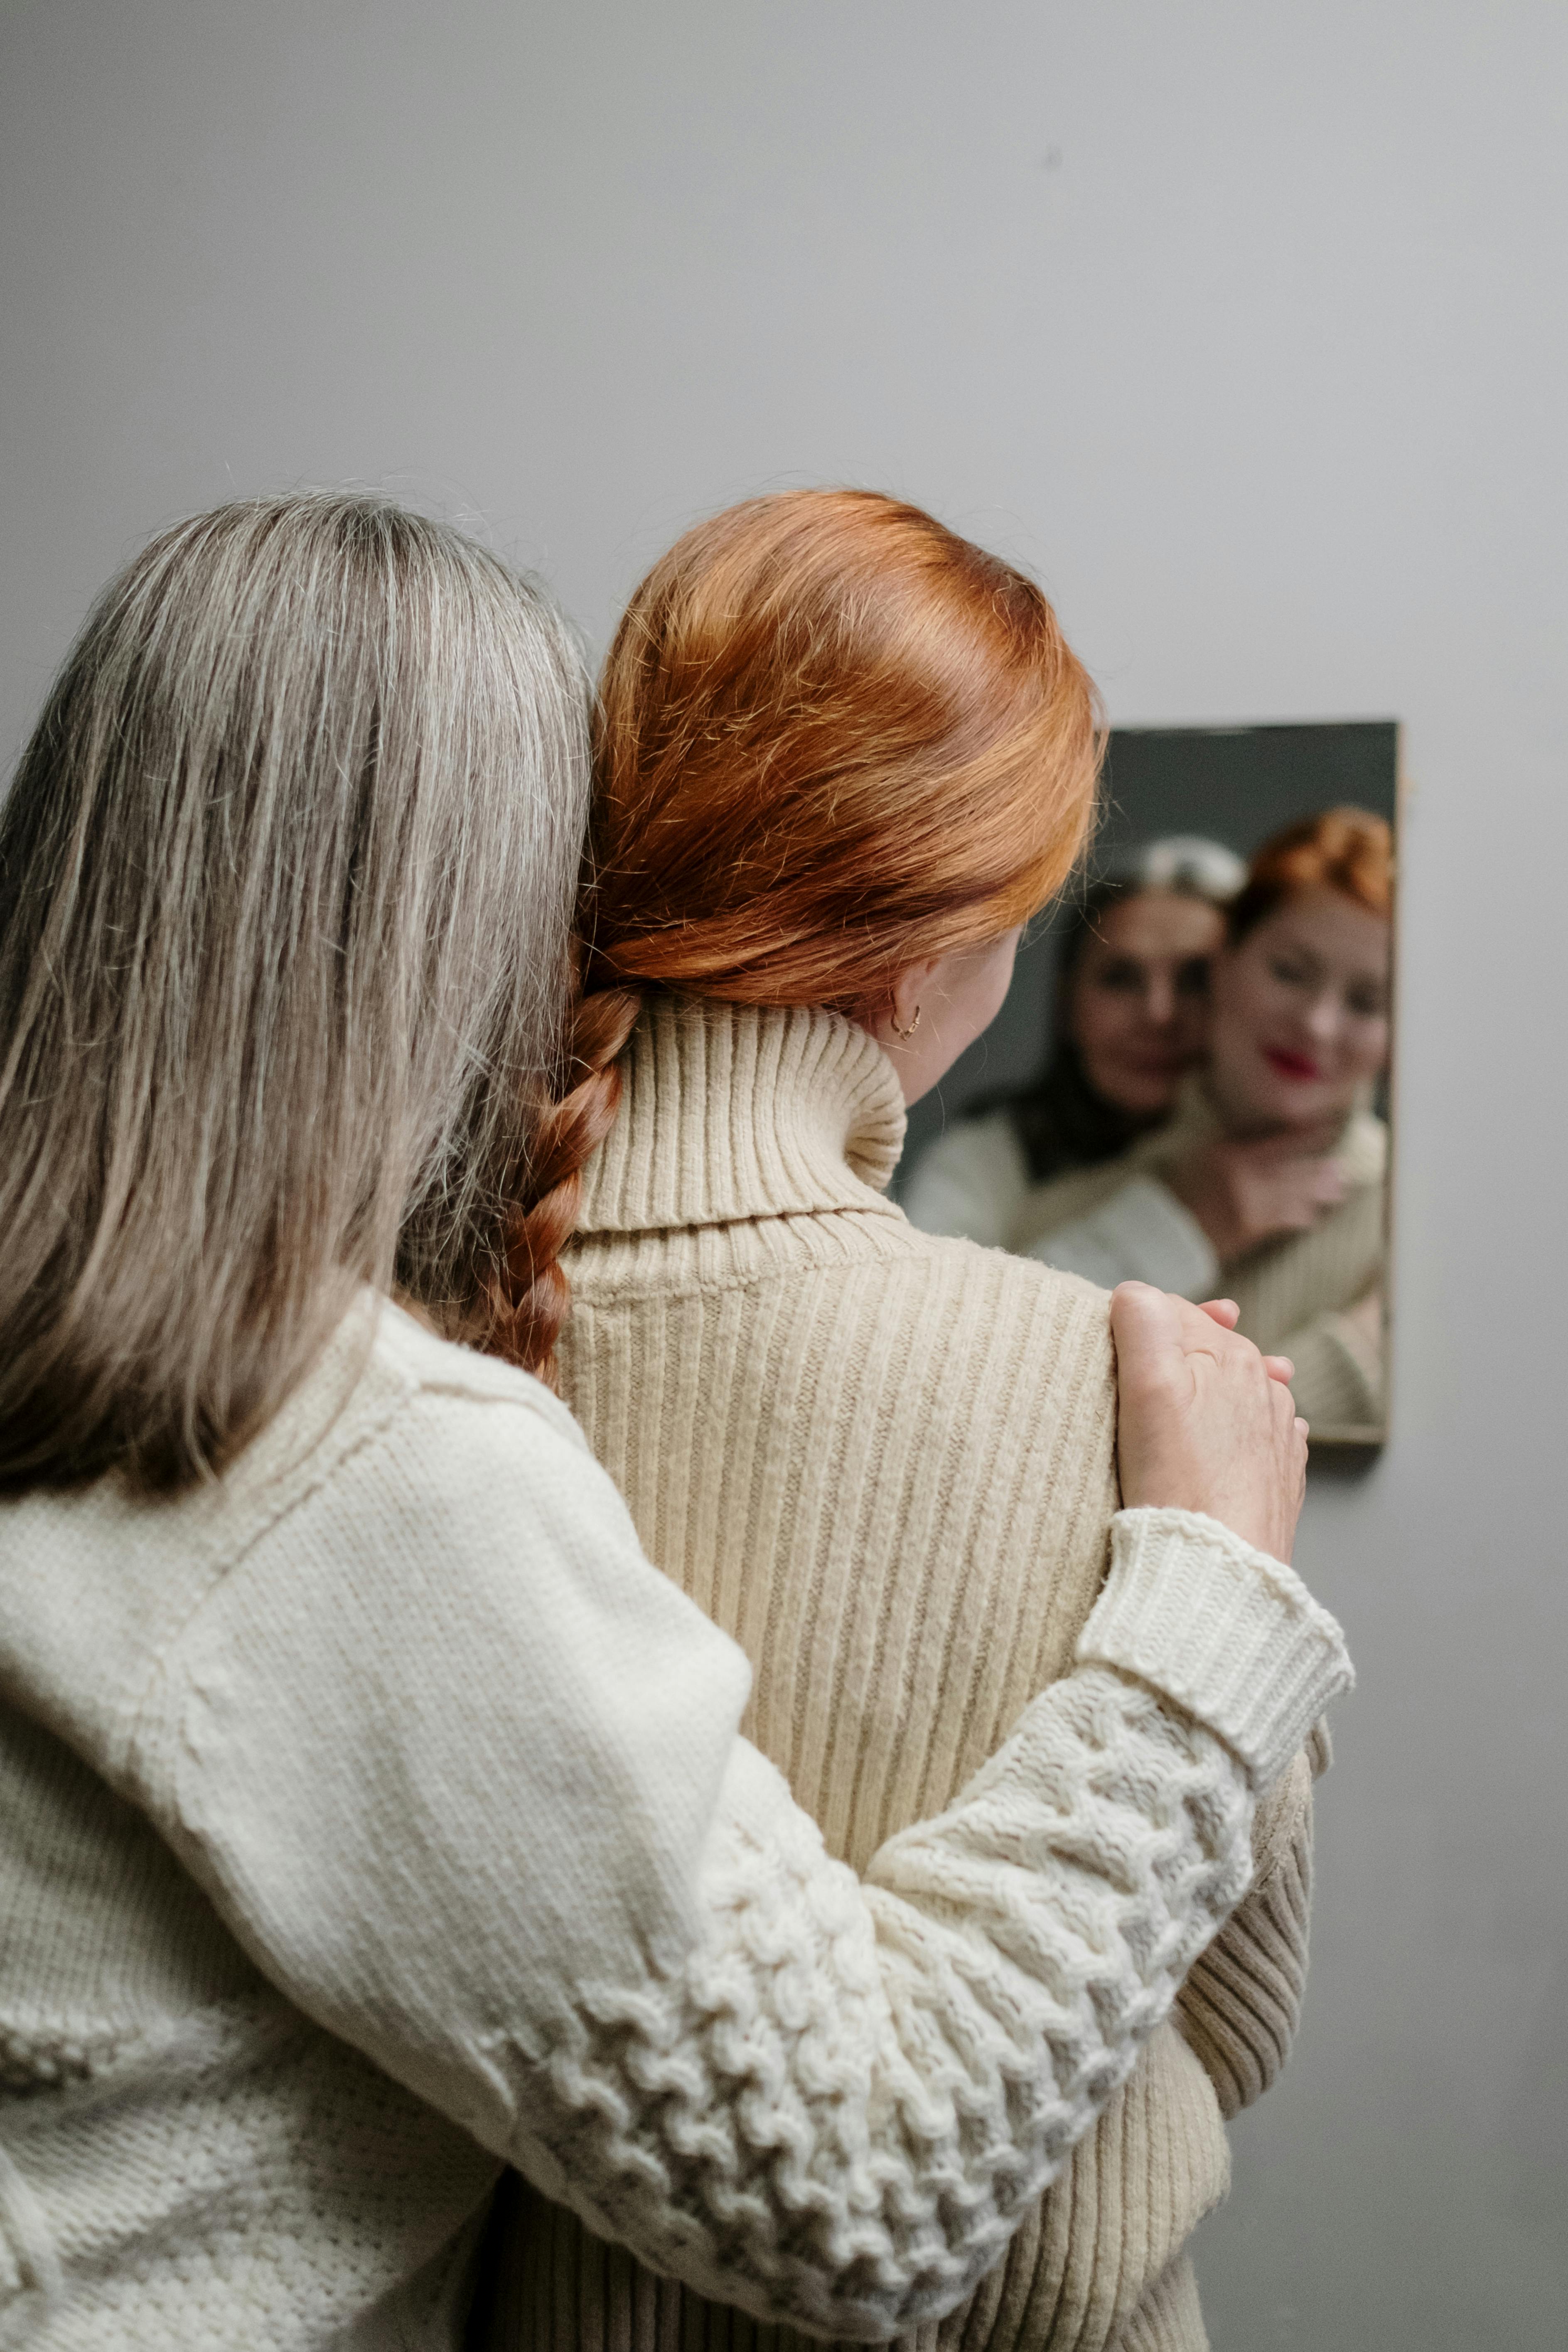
[[1110, 1281, 1307, 1562], [1165, 1128, 1348, 1261]]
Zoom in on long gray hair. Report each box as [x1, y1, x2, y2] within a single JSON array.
[[0, 492, 588, 1490]]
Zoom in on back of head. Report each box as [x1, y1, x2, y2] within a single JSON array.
[[0, 492, 589, 1491], [499, 488, 1101, 1371], [1228, 806, 1393, 942], [588, 488, 1101, 1001]]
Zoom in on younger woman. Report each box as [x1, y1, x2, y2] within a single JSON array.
[[0, 494, 1340, 2349], [1018, 811, 1393, 1431], [904, 838, 1243, 1246], [481, 493, 1344, 2352]]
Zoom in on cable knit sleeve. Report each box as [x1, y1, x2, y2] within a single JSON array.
[[150, 1379, 1351, 2347], [484, 1516, 1352, 2342]]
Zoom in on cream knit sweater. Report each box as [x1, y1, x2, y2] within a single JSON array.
[[0, 1292, 1350, 2347], [482, 998, 1342, 2352]]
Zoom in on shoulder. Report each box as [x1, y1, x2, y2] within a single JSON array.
[[1341, 1109, 1388, 1188], [361, 1299, 590, 1456], [239, 1301, 656, 1599], [896, 1219, 1107, 1304], [146, 1305, 753, 1866], [844, 1221, 1118, 1429], [0, 1300, 683, 1790], [182, 1298, 605, 1592]]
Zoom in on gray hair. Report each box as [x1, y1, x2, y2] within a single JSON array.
[[1103, 833, 1246, 902], [0, 492, 589, 1489]]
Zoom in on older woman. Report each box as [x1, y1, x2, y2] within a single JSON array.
[[477, 492, 1347, 2352], [1018, 810, 1393, 1430], [0, 494, 1338, 2350], [903, 838, 1244, 1248]]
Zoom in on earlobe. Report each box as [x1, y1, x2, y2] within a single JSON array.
[[887, 954, 942, 1043]]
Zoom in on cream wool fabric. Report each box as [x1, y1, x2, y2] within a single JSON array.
[[485, 998, 1342, 2352], [0, 1296, 1352, 2350]]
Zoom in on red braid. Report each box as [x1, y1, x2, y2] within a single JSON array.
[[487, 979, 644, 1384]]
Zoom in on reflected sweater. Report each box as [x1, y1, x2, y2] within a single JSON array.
[[909, 1092, 1385, 1434], [1010, 1087, 1386, 1434], [481, 999, 1337, 2352]]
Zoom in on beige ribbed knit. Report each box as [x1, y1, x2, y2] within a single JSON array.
[[481, 998, 1324, 2352]]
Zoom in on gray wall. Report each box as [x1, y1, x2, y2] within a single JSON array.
[[3, 5, 1564, 2342]]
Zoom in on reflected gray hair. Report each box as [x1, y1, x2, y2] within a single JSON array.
[[0, 492, 589, 1490], [1103, 833, 1246, 902]]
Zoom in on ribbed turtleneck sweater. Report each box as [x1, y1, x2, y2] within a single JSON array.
[[477, 998, 1321, 2352]]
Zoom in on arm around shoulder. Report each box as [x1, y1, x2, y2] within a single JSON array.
[[144, 1375, 1351, 2341]]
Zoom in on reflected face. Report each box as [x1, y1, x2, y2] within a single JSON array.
[[1069, 890, 1225, 1118], [1209, 885, 1391, 1133]]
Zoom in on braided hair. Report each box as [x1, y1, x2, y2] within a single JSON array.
[[485, 971, 644, 1381]]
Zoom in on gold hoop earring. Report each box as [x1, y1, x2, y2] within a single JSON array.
[[890, 1002, 922, 1042]]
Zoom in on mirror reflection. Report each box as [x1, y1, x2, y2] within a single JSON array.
[[902, 723, 1397, 1442]]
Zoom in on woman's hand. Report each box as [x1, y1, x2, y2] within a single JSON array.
[[1111, 1281, 1308, 1562], [1166, 1130, 1347, 1262]]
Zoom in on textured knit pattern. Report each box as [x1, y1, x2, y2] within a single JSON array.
[[483, 1000, 1340, 2352], [0, 1299, 1350, 2349]]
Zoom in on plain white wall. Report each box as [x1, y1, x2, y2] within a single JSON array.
[[3, 5, 1564, 2341]]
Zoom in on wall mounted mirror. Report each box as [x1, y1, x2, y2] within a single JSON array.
[[899, 721, 1398, 1445]]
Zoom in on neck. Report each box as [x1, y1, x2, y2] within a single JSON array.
[[1201, 1070, 1353, 1149]]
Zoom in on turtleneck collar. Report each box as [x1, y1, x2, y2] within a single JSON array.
[[575, 995, 908, 1238]]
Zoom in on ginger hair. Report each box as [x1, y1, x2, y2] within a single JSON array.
[[500, 488, 1103, 1380], [1228, 806, 1394, 943]]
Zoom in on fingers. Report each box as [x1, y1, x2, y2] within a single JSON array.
[[1246, 1121, 1346, 1164], [1118, 1284, 1268, 1373], [1109, 1280, 1183, 1353], [1262, 1353, 1295, 1385], [1166, 1290, 1260, 1360]]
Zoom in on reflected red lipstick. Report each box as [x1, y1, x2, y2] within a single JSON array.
[[1264, 1046, 1322, 1081]]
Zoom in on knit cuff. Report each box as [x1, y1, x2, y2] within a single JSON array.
[[1077, 1508, 1354, 1789]]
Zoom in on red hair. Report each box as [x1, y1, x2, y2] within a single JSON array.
[[492, 489, 1101, 1376], [1229, 806, 1394, 943]]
